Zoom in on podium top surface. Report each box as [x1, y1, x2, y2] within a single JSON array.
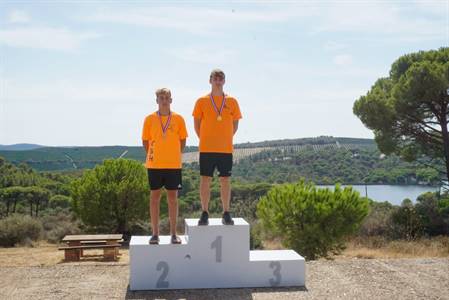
[[250, 250, 304, 261], [185, 218, 249, 227], [130, 235, 188, 246]]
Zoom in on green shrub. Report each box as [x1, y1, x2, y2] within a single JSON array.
[[39, 209, 82, 243], [257, 179, 369, 259], [49, 195, 72, 209], [0, 214, 43, 247], [390, 199, 423, 240], [71, 158, 148, 233], [358, 201, 395, 236]]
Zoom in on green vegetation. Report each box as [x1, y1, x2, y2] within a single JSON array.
[[0, 135, 446, 259], [71, 159, 148, 234], [257, 180, 370, 259], [233, 147, 441, 185], [353, 47, 449, 184]]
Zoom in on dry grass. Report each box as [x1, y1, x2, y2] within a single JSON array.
[[0, 242, 129, 267], [262, 236, 449, 259], [2, 236, 448, 267], [342, 236, 449, 259]]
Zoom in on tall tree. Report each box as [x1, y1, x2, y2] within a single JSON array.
[[71, 158, 148, 233], [353, 48, 449, 184]]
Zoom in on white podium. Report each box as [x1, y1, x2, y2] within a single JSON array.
[[129, 218, 305, 290]]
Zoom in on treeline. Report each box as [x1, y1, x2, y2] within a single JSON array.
[[231, 147, 441, 186]]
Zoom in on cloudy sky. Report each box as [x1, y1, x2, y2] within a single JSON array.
[[0, 0, 448, 147]]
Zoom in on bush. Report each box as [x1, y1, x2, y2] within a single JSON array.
[[250, 222, 263, 250], [0, 214, 43, 247], [358, 201, 395, 236], [415, 192, 449, 236], [49, 195, 72, 209], [257, 179, 369, 259], [390, 199, 423, 240], [39, 209, 82, 243], [71, 158, 148, 233]]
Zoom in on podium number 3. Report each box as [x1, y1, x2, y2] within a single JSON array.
[[156, 261, 169, 288], [211, 236, 222, 262], [269, 261, 281, 286]]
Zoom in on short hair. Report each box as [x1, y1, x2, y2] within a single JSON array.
[[210, 68, 225, 79], [155, 88, 171, 98]]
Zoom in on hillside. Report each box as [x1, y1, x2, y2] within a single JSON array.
[[0, 136, 375, 171]]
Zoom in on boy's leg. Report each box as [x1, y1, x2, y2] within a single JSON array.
[[200, 176, 212, 212], [219, 176, 231, 212], [166, 189, 178, 236], [150, 189, 162, 236], [217, 154, 234, 225]]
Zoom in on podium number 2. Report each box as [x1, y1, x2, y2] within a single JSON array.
[[269, 261, 281, 286], [156, 261, 169, 288], [211, 236, 222, 262]]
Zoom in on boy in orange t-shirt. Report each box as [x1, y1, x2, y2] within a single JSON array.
[[192, 69, 242, 225], [142, 88, 188, 244]]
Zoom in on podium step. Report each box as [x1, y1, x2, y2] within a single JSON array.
[[129, 218, 305, 290]]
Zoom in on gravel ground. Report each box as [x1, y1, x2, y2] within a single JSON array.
[[1, 258, 449, 299]]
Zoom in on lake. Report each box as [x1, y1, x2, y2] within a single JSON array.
[[317, 184, 440, 205]]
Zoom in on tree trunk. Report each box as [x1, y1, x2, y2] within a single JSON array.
[[440, 107, 449, 184], [35, 201, 39, 217]]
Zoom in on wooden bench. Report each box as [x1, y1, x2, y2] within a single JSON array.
[[59, 234, 123, 261]]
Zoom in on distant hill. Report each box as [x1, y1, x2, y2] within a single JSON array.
[[0, 136, 377, 171], [0, 143, 45, 151]]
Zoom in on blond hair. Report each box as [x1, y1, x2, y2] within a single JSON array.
[[155, 87, 171, 98], [210, 68, 225, 79]]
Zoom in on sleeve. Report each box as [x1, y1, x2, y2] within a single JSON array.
[[178, 116, 188, 139], [141, 117, 152, 141], [192, 99, 203, 119], [232, 99, 242, 120]]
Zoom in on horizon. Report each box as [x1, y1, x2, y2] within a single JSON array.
[[0, 135, 376, 148]]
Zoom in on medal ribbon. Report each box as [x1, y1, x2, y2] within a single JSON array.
[[157, 110, 171, 137], [209, 93, 226, 118]]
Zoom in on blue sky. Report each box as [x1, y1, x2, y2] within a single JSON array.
[[0, 0, 448, 146]]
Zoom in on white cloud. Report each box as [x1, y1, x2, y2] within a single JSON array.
[[4, 79, 147, 103], [313, 2, 445, 39], [83, 3, 446, 42], [84, 6, 316, 35], [333, 54, 353, 66], [0, 27, 100, 51], [7, 10, 30, 23]]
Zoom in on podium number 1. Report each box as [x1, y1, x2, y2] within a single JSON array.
[[211, 236, 222, 262], [156, 261, 169, 288]]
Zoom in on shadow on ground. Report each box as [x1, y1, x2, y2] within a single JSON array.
[[125, 285, 308, 300]]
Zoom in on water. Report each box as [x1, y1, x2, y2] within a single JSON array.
[[316, 184, 440, 205]]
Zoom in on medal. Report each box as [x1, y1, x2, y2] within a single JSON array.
[[210, 93, 226, 121], [157, 110, 171, 140]]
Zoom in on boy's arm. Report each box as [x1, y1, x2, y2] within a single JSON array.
[[194, 118, 201, 138], [142, 140, 149, 154], [233, 120, 239, 135], [181, 139, 186, 152]]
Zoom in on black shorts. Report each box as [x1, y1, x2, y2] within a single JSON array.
[[199, 152, 233, 177], [147, 169, 182, 190]]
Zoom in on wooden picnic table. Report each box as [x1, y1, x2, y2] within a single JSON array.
[[59, 234, 123, 261]]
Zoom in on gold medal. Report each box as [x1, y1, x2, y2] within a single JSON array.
[[210, 93, 226, 122]]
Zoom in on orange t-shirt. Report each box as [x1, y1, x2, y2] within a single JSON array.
[[192, 93, 242, 153], [141, 111, 188, 169]]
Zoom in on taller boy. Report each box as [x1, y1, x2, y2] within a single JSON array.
[[192, 69, 242, 225]]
